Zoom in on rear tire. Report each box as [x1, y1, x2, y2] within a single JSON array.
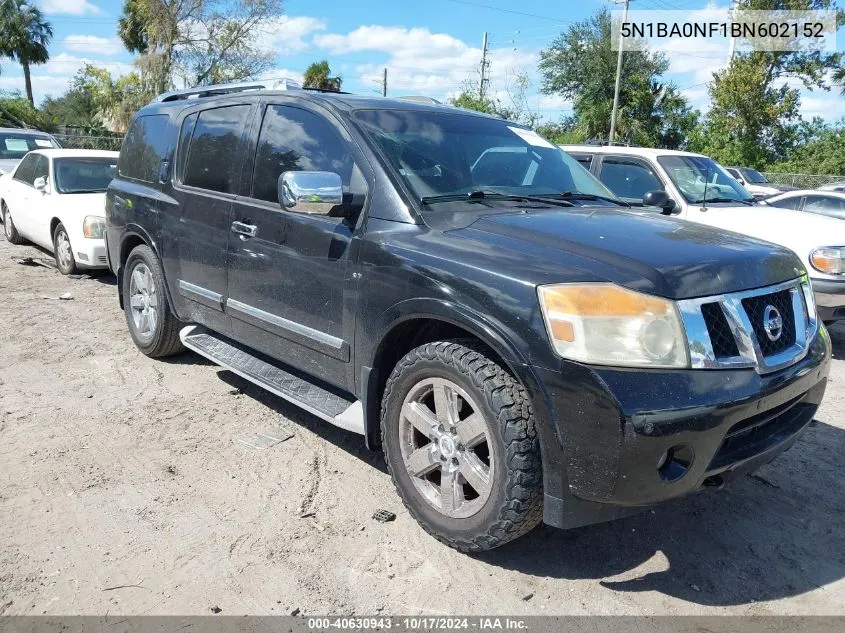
[[123, 244, 184, 357], [381, 340, 543, 552], [53, 223, 77, 275], [3, 203, 24, 245]]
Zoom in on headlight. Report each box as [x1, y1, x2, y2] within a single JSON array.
[[537, 283, 689, 368], [809, 246, 845, 275], [801, 276, 817, 322], [83, 215, 106, 239]]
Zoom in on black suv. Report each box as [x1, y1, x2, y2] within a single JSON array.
[[106, 80, 831, 552]]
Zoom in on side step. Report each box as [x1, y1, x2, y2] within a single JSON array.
[[180, 325, 364, 435]]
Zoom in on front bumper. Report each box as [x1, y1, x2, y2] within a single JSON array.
[[534, 327, 831, 529], [73, 239, 108, 269], [812, 278, 845, 321]]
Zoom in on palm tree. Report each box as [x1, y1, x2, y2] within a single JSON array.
[[302, 60, 341, 92], [0, 0, 53, 106]]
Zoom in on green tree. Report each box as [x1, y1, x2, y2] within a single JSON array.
[[538, 8, 695, 148], [449, 71, 541, 128], [695, 0, 844, 167], [302, 60, 342, 91], [771, 118, 845, 175], [117, 0, 283, 94], [694, 55, 801, 167], [0, 89, 52, 129], [0, 0, 52, 106]]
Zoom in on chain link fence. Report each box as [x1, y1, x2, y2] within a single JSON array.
[[761, 172, 844, 189], [53, 133, 124, 152]]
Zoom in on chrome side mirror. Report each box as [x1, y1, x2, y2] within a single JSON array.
[[278, 171, 343, 215], [33, 176, 47, 191]]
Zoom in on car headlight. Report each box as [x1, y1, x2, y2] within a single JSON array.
[[537, 283, 689, 368], [83, 215, 106, 239], [801, 276, 817, 322], [809, 247, 845, 275]]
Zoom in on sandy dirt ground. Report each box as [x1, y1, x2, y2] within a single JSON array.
[[1, 236, 844, 617]]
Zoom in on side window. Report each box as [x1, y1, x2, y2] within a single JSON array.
[[599, 158, 663, 202], [768, 196, 801, 210], [251, 104, 355, 204], [13, 153, 38, 184], [804, 195, 845, 212], [119, 114, 170, 182], [176, 112, 198, 183], [570, 153, 594, 170], [183, 105, 250, 194], [32, 155, 48, 183]]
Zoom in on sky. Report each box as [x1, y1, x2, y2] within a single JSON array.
[[0, 0, 843, 125]]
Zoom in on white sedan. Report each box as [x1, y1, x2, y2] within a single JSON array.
[[762, 189, 845, 221], [0, 149, 118, 274]]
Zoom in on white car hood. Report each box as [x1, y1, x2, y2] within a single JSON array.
[[695, 204, 845, 280], [59, 192, 108, 216]]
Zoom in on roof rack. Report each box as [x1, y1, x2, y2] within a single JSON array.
[[397, 96, 444, 105], [154, 78, 302, 103], [584, 138, 638, 147]]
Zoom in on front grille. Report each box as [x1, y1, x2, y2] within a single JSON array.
[[678, 278, 814, 373], [97, 255, 108, 264], [741, 289, 796, 356], [701, 302, 739, 358]]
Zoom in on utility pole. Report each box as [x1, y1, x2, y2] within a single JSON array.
[[608, 0, 630, 144], [479, 31, 489, 100], [382, 67, 388, 97], [726, 0, 737, 66]]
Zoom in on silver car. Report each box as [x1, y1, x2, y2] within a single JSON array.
[[0, 128, 61, 175]]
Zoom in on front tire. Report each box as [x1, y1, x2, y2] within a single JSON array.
[[53, 223, 77, 275], [123, 244, 184, 358], [3, 203, 24, 245], [381, 340, 543, 552]]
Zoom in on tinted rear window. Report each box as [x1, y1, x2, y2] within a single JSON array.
[[118, 114, 170, 182], [183, 105, 250, 194]]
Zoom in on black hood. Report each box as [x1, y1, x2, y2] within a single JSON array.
[[454, 208, 804, 300]]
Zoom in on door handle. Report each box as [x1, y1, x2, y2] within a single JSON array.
[[231, 221, 257, 238]]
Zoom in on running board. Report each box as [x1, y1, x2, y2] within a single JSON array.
[[180, 325, 364, 435]]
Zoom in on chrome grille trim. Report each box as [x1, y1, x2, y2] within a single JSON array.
[[678, 277, 817, 374]]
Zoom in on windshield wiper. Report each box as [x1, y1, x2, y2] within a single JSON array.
[[420, 191, 573, 207], [554, 191, 629, 207], [692, 196, 753, 206]]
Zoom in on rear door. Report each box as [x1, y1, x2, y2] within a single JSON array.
[[169, 102, 255, 336], [226, 100, 367, 391], [6, 153, 40, 239]]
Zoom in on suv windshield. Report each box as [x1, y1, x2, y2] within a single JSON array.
[[0, 132, 58, 160], [740, 167, 768, 184], [659, 155, 755, 204], [55, 157, 117, 194], [353, 109, 617, 208]]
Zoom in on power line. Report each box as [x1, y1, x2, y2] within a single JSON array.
[[441, 0, 570, 23]]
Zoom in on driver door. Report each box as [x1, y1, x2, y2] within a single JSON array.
[[226, 102, 367, 391]]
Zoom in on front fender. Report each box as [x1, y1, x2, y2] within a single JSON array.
[[368, 297, 531, 374]]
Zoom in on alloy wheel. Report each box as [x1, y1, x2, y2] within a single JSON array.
[[128, 262, 158, 342], [399, 377, 494, 519]]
